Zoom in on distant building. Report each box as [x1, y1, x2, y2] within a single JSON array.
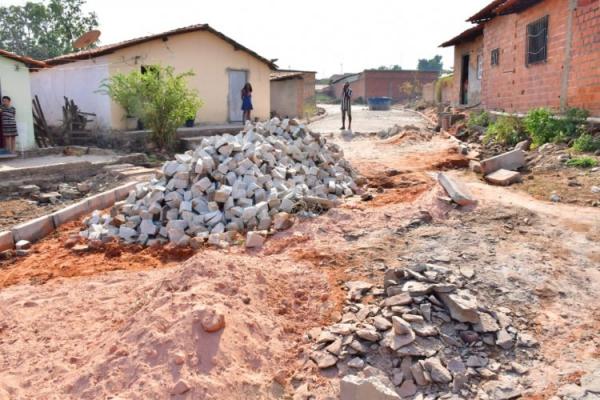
[[31, 24, 276, 131], [270, 70, 316, 119], [328, 70, 439, 103], [0, 49, 45, 151], [441, 0, 600, 116]]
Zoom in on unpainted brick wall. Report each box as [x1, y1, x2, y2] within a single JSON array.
[[567, 0, 600, 115], [477, 0, 599, 116], [363, 70, 439, 102], [452, 36, 484, 106]]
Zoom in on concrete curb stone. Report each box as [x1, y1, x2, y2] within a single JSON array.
[[11, 215, 55, 243], [0, 230, 14, 252]]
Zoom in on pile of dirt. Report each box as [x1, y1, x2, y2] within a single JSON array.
[[307, 262, 536, 399], [81, 118, 358, 248]]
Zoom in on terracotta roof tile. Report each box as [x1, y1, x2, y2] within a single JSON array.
[[0, 48, 46, 68]]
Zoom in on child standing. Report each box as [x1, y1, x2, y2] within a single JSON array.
[[241, 83, 253, 122], [0, 96, 18, 153]]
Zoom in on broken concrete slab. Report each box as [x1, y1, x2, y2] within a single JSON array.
[[340, 375, 400, 400], [437, 173, 476, 206], [480, 149, 525, 175], [485, 169, 522, 186]]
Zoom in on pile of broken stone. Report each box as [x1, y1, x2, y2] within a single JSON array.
[[80, 118, 357, 248], [309, 263, 535, 399]]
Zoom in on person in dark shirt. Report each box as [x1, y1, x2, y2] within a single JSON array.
[[0, 96, 18, 153], [341, 82, 352, 130]]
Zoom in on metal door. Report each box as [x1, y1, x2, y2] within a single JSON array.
[[228, 70, 247, 122]]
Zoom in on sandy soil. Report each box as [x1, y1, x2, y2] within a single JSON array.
[[0, 111, 599, 399]]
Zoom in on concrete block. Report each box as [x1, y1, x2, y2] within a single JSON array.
[[0, 230, 14, 251], [88, 190, 117, 211], [51, 199, 90, 227], [485, 169, 522, 186], [114, 181, 141, 200], [437, 173, 476, 206], [11, 215, 55, 243], [480, 149, 525, 175]]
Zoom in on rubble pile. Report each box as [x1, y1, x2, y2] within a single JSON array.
[[81, 118, 357, 247], [309, 263, 533, 399]]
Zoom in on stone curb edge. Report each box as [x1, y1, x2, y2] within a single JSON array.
[[0, 181, 139, 252]]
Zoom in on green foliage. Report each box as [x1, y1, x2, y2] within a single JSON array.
[[102, 65, 202, 149], [566, 156, 598, 168], [316, 92, 339, 104], [524, 107, 590, 148], [523, 108, 560, 148], [376, 65, 402, 71], [418, 55, 443, 73], [484, 115, 524, 146], [99, 72, 142, 117], [434, 75, 453, 103], [467, 111, 490, 128], [562, 107, 589, 137], [0, 0, 98, 60], [572, 134, 600, 153]]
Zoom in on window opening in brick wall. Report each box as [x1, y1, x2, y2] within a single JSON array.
[[527, 15, 549, 65], [491, 48, 500, 66]]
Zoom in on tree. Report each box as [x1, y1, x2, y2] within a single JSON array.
[[376, 64, 402, 71], [0, 0, 98, 60], [102, 65, 203, 149], [417, 55, 443, 73], [400, 79, 423, 102]]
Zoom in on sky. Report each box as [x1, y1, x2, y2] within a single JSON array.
[[2, 0, 492, 78]]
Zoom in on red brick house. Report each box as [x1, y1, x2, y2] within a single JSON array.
[[441, 0, 600, 116], [328, 70, 439, 103]]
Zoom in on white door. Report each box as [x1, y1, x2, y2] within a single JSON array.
[[228, 70, 247, 122]]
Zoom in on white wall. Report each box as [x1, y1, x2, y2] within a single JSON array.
[[30, 57, 112, 131], [0, 56, 36, 150]]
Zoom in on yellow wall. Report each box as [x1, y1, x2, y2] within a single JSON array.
[[0, 56, 35, 150], [107, 30, 271, 129]]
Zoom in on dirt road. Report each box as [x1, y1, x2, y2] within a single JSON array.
[[309, 104, 427, 134], [0, 110, 599, 399]]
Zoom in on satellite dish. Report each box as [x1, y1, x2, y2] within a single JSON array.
[[73, 30, 101, 50]]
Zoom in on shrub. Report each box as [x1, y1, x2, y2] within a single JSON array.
[[566, 156, 598, 168], [524, 107, 590, 148], [99, 72, 143, 117], [483, 115, 525, 146], [102, 65, 202, 149], [572, 134, 600, 153], [523, 108, 558, 148], [435, 75, 453, 103], [467, 110, 490, 129], [561, 107, 589, 137]]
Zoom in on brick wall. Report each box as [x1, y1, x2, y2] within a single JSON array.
[[331, 75, 366, 103], [363, 70, 439, 102], [567, 0, 600, 115], [476, 0, 600, 116]]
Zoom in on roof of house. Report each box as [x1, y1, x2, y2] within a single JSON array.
[[330, 73, 362, 84], [270, 69, 316, 81], [467, 0, 544, 23], [440, 24, 484, 47], [44, 24, 277, 69], [0, 48, 46, 68]]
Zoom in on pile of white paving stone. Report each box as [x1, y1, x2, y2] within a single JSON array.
[[81, 118, 357, 247]]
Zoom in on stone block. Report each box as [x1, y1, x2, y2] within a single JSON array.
[[12, 215, 55, 243], [485, 169, 522, 186], [437, 173, 476, 206], [51, 199, 90, 227], [0, 230, 14, 251], [480, 149, 525, 175], [88, 191, 117, 211]]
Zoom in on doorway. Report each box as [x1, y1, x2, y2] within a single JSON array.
[[228, 69, 247, 123], [460, 54, 470, 105]]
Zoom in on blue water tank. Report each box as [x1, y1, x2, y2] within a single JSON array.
[[367, 97, 392, 111]]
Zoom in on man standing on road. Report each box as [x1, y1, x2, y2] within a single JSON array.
[[341, 82, 352, 130]]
